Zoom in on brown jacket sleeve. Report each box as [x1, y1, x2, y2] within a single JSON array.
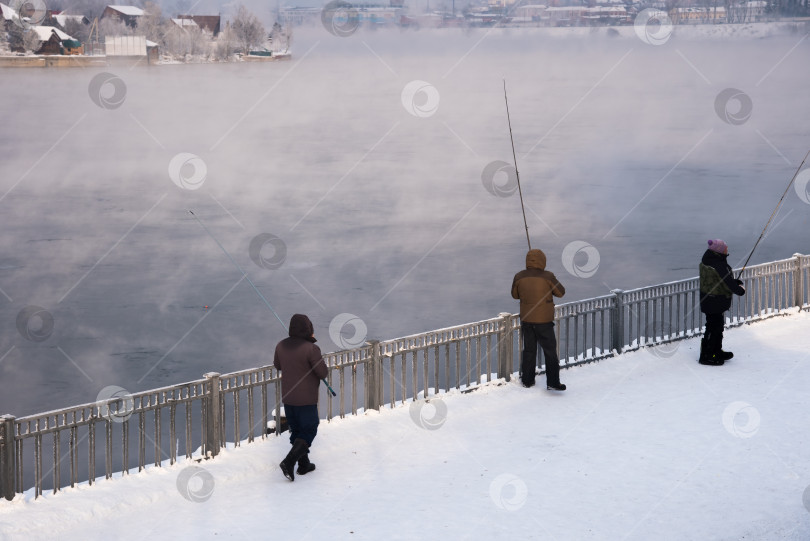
[[544, 271, 565, 297]]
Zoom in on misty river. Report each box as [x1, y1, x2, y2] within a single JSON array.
[[1, 25, 809, 417]]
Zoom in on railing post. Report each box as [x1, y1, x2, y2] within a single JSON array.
[[204, 373, 221, 458], [497, 312, 513, 382], [365, 340, 381, 412], [611, 289, 624, 355], [793, 253, 804, 309], [1, 414, 16, 501]]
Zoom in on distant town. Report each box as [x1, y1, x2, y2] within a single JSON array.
[[0, 2, 289, 66], [1, 0, 808, 66]]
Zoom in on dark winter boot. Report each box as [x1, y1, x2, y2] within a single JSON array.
[[297, 451, 316, 476], [716, 329, 733, 360], [546, 382, 566, 391], [280, 438, 309, 481], [698, 333, 724, 366]]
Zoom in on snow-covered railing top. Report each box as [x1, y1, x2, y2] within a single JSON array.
[[1, 253, 808, 501]]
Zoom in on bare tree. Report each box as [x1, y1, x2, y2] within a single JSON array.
[[98, 17, 132, 38], [163, 24, 212, 60], [231, 4, 265, 55], [137, 1, 165, 44], [269, 21, 291, 53], [64, 18, 91, 44], [213, 22, 237, 60], [23, 28, 42, 53], [0, 27, 10, 53]]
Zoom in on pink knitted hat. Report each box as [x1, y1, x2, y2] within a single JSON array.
[[707, 239, 728, 254]]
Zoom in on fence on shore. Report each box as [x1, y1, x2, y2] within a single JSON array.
[[2, 253, 808, 500]]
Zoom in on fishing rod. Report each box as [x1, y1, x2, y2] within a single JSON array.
[[504, 79, 532, 251], [736, 146, 810, 280], [188, 210, 337, 397]]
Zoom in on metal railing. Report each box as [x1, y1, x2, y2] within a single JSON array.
[[1, 253, 807, 500]]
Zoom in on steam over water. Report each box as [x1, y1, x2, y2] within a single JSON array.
[[1, 26, 809, 416]]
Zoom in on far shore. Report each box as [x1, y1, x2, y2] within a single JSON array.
[[0, 52, 292, 68]]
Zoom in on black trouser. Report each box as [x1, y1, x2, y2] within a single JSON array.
[[704, 312, 725, 352], [520, 322, 561, 386]]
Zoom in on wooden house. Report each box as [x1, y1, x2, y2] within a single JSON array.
[[176, 14, 221, 36], [30, 25, 81, 54]]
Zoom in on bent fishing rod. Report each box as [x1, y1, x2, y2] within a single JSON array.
[[188, 210, 337, 397], [504, 79, 532, 251], [736, 146, 810, 280]]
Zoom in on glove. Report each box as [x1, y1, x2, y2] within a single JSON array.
[[735, 279, 743, 286]]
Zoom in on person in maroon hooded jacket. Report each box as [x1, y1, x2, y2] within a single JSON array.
[[274, 314, 328, 481]]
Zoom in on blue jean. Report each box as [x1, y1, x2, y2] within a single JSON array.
[[284, 404, 320, 447]]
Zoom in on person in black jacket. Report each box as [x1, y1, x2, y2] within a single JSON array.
[[699, 240, 746, 366]]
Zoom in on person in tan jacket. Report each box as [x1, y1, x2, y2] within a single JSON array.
[[511, 249, 567, 390]]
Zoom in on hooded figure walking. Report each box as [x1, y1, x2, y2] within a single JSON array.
[[274, 314, 328, 481], [699, 240, 746, 366], [511, 249, 567, 390]]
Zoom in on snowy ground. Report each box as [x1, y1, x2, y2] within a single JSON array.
[[2, 310, 809, 540]]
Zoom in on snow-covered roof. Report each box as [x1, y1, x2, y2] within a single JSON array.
[[107, 5, 144, 16], [54, 13, 87, 26], [1, 2, 17, 21], [171, 17, 199, 27], [30, 25, 75, 42]]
